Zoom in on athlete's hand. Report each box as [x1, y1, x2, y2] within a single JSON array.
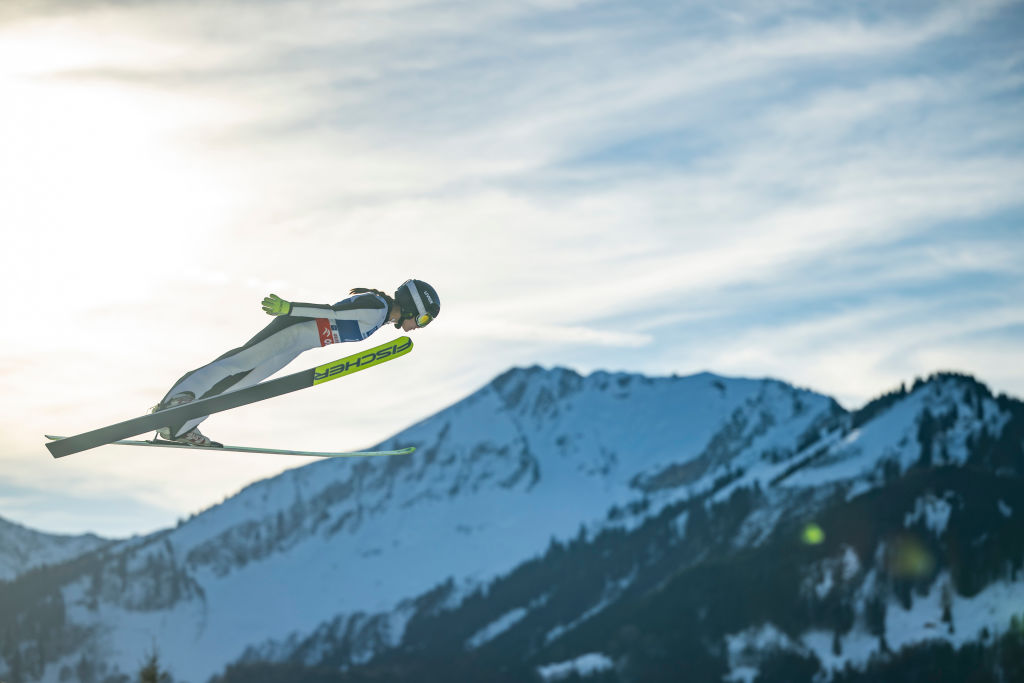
[[261, 294, 292, 316]]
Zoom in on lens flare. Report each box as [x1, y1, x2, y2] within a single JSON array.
[[887, 534, 936, 578], [801, 523, 825, 545]]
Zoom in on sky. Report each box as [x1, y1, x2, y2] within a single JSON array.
[[0, 0, 1021, 538]]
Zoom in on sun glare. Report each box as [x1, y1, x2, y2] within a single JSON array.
[[0, 20, 237, 347]]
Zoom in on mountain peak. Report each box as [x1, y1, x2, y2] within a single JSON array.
[[912, 370, 995, 398], [488, 365, 584, 412], [487, 365, 755, 408], [0, 514, 109, 581]]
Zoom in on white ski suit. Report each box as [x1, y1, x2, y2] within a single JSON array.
[[158, 292, 392, 438]]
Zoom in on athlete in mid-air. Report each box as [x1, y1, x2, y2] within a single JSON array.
[[150, 279, 440, 448]]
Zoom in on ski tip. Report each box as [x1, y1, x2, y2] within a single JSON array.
[[316, 445, 417, 458]]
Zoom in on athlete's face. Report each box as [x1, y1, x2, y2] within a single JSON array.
[[390, 303, 429, 331]]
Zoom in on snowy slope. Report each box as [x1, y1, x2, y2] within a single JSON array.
[[0, 514, 108, 581], [237, 372, 1024, 682], [10, 367, 836, 682], [3, 368, 1020, 683]]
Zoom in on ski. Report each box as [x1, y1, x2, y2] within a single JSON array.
[[45, 436, 414, 458], [45, 336, 413, 459]]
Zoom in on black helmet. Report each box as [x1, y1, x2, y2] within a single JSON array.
[[395, 279, 440, 327]]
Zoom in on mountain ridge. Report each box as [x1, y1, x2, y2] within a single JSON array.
[[0, 515, 110, 583], [1, 367, 1021, 683]]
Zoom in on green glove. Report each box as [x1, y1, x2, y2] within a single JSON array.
[[261, 293, 292, 316]]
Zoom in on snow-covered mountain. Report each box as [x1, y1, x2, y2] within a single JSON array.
[[0, 514, 108, 581], [2, 368, 1022, 683], [214, 371, 1024, 683]]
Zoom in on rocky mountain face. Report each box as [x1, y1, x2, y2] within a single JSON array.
[[0, 516, 108, 582], [1, 369, 1022, 683]]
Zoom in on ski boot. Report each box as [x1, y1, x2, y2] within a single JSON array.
[[150, 392, 223, 448], [156, 426, 223, 448]]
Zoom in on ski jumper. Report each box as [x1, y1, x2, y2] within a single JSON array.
[[158, 293, 391, 438]]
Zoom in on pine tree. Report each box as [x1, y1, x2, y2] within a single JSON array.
[[940, 583, 954, 634], [865, 594, 886, 637], [138, 646, 172, 683], [917, 409, 935, 467]]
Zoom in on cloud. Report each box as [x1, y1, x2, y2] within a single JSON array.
[[1, 0, 1021, 534], [447, 319, 652, 347]]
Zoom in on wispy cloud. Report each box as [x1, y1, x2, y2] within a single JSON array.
[[0, 0, 1021, 534]]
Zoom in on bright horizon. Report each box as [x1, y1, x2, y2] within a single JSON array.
[[1, 0, 1021, 538]]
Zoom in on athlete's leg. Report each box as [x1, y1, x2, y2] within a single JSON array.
[[170, 348, 307, 437], [155, 317, 320, 437]]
